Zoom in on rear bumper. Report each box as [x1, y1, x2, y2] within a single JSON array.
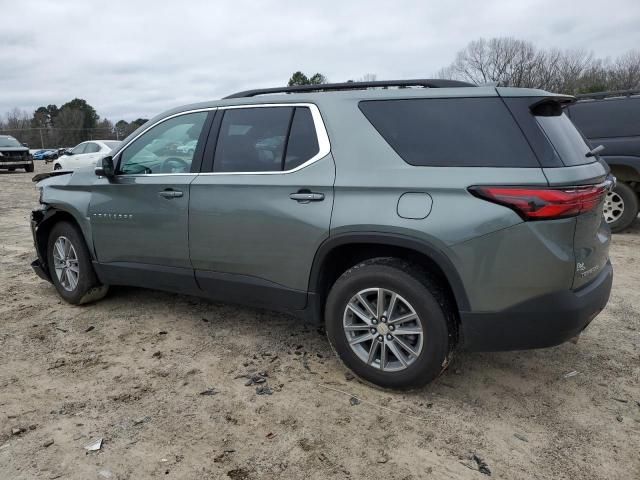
[[460, 261, 613, 351]]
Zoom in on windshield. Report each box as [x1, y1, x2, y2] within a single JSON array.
[[103, 141, 120, 150], [0, 136, 22, 148]]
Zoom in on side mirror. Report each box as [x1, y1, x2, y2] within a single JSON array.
[[22, 143, 29, 148], [95, 156, 115, 178]]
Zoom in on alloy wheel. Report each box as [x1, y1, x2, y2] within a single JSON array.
[[52, 236, 79, 292], [343, 288, 424, 372], [603, 191, 624, 224]]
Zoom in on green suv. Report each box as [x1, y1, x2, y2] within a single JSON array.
[[30, 80, 614, 389]]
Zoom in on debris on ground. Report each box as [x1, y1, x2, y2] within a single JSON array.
[[237, 371, 268, 386], [11, 427, 24, 435], [514, 433, 529, 442], [256, 385, 273, 395], [84, 438, 103, 451], [349, 396, 360, 406], [344, 372, 355, 381], [42, 439, 54, 448], [84, 326, 94, 333], [152, 351, 162, 359], [563, 371, 579, 378], [133, 416, 150, 426], [199, 388, 218, 396], [377, 451, 389, 463], [616, 415, 623, 422], [266, 432, 276, 439], [473, 454, 491, 476], [97, 469, 113, 479]]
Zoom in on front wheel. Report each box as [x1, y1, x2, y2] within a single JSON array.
[[325, 258, 453, 390], [25, 163, 34, 173], [605, 182, 639, 232], [46, 222, 108, 304], [53, 163, 61, 170]]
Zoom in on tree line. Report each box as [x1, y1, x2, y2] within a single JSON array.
[[0, 99, 148, 149], [2, 37, 639, 149]]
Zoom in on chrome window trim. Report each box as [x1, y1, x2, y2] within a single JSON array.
[[115, 103, 330, 177]]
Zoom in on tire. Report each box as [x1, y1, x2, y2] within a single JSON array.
[[325, 257, 454, 390], [8, 167, 15, 172], [53, 163, 61, 170], [25, 163, 34, 173], [46, 221, 107, 305], [605, 182, 639, 233]]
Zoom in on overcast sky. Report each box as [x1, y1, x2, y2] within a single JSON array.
[[1, 0, 639, 121]]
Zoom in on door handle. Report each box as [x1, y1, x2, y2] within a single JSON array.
[[158, 189, 183, 199], [289, 191, 324, 202]]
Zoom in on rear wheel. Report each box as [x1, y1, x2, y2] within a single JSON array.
[[53, 163, 61, 170], [605, 182, 639, 232], [325, 258, 453, 390], [46, 222, 108, 304]]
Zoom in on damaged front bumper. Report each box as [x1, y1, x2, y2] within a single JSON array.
[[31, 208, 52, 283]]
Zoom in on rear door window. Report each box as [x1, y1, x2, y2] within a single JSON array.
[[358, 97, 539, 167], [213, 106, 321, 172]]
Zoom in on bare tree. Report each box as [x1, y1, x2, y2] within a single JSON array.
[[438, 37, 638, 94], [609, 49, 640, 90]]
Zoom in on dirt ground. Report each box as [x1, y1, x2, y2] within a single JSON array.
[[1, 163, 638, 480]]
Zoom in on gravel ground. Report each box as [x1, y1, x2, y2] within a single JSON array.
[[1, 163, 639, 480]]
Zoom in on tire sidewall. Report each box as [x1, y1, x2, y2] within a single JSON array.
[[46, 222, 96, 304], [608, 182, 639, 232], [326, 262, 450, 390]]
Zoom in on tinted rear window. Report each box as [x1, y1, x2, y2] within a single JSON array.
[[359, 97, 538, 167], [568, 97, 640, 139], [535, 113, 593, 166]]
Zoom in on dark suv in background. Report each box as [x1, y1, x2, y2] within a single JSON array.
[[567, 91, 640, 231], [31, 80, 613, 389]]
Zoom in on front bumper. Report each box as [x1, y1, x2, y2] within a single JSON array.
[[30, 209, 52, 283], [0, 159, 33, 167], [460, 261, 613, 351]]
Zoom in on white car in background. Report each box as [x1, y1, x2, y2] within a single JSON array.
[[53, 140, 120, 170]]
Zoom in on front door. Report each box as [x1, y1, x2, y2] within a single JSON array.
[[89, 110, 211, 291], [189, 104, 334, 310]]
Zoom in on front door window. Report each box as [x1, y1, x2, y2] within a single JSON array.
[[118, 112, 208, 174]]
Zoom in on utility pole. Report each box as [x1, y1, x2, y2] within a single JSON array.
[[39, 128, 44, 149]]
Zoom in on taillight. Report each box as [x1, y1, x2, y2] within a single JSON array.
[[469, 183, 609, 220]]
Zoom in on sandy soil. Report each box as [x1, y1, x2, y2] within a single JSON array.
[[1, 163, 639, 480]]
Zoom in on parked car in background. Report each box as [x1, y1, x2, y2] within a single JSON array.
[[33, 149, 59, 161], [52, 140, 120, 171], [0, 135, 34, 172], [31, 80, 613, 389], [567, 91, 640, 232]]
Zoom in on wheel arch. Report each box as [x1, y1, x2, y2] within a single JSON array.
[[34, 208, 95, 279], [307, 232, 469, 324]]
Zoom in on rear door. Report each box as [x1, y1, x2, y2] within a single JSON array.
[[189, 104, 334, 310]]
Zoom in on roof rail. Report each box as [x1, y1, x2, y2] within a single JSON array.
[[574, 89, 640, 101], [223, 79, 475, 99]]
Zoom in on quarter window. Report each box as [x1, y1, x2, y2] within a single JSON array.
[[213, 106, 320, 172], [359, 98, 539, 167], [118, 112, 207, 174]]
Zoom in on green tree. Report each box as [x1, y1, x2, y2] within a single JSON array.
[[287, 71, 328, 86]]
